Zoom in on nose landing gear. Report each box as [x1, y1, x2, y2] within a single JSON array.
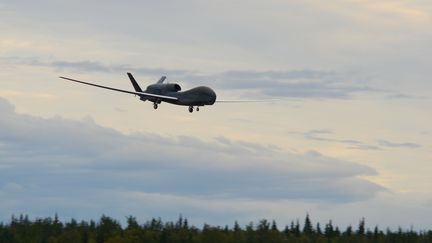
[[153, 103, 158, 109]]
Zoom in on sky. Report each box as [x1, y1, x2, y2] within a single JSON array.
[[1, 0, 432, 230]]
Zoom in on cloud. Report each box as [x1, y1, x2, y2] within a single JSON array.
[[350, 0, 429, 21], [0, 90, 56, 100], [3, 57, 374, 99], [292, 129, 380, 150], [1, 57, 188, 76], [295, 129, 420, 150], [347, 144, 382, 151], [187, 70, 373, 99], [0, 96, 384, 220], [378, 140, 421, 149]]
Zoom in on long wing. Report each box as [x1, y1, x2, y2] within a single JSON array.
[[59, 76, 178, 101]]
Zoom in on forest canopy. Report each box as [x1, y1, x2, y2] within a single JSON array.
[[0, 214, 431, 243]]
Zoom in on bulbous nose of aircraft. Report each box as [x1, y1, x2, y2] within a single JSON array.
[[208, 88, 216, 105], [197, 86, 216, 105], [204, 87, 216, 105]]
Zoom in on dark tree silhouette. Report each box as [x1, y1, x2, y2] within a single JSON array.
[[0, 214, 431, 243], [303, 214, 313, 235]]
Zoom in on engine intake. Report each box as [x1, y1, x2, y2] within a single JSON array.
[[164, 83, 181, 92]]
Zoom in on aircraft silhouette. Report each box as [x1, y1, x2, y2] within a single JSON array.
[[60, 73, 217, 113]]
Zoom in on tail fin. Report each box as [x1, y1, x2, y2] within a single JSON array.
[[127, 72, 143, 92]]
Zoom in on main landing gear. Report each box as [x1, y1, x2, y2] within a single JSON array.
[[153, 103, 201, 112], [188, 106, 200, 113]]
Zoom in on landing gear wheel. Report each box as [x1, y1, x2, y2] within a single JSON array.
[[153, 103, 158, 109], [196, 107, 200, 112], [189, 106, 193, 113]]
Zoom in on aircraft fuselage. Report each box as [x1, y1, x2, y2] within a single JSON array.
[[143, 85, 217, 107]]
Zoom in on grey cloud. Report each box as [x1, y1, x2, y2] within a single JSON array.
[[52, 60, 112, 72], [0, 96, 383, 208], [52, 60, 187, 77], [183, 70, 372, 99], [299, 130, 373, 149], [4, 57, 373, 99], [2, 57, 188, 77], [297, 129, 420, 151], [348, 145, 382, 151], [385, 93, 425, 99], [378, 140, 421, 149], [140, 68, 362, 99]]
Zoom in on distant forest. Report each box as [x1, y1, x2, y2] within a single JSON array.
[[0, 214, 431, 243]]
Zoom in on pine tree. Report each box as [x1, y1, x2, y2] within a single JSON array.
[[303, 214, 314, 235], [257, 219, 270, 232], [290, 221, 295, 232], [344, 225, 353, 236], [233, 221, 241, 232], [271, 220, 278, 231], [316, 223, 322, 235], [126, 216, 139, 230], [334, 226, 341, 237], [283, 225, 290, 235], [176, 215, 183, 229], [373, 225, 380, 239], [183, 218, 189, 230], [294, 220, 301, 237], [325, 220, 334, 238], [357, 218, 365, 235]]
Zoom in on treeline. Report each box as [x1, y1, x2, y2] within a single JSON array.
[[0, 214, 431, 243]]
